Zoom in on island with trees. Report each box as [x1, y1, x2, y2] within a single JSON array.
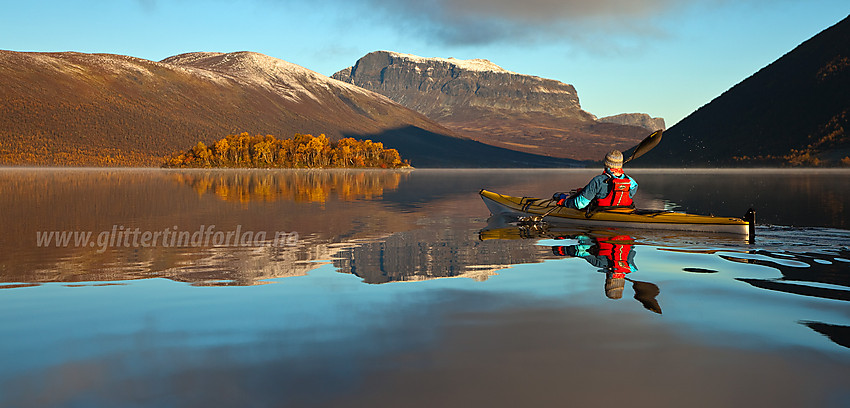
[[164, 132, 411, 168]]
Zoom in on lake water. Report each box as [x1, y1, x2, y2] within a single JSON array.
[[1, 168, 849, 407]]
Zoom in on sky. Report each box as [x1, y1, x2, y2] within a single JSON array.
[[2, 0, 848, 125]]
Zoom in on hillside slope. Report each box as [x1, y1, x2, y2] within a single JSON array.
[[633, 14, 850, 167], [0, 50, 580, 167]]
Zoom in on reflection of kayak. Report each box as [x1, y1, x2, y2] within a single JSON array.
[[478, 218, 750, 246], [480, 189, 753, 237]]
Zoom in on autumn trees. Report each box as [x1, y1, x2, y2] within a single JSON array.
[[164, 132, 411, 168]]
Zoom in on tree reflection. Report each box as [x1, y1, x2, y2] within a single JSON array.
[[170, 170, 408, 203]]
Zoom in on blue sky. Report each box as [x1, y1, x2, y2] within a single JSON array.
[[2, 0, 847, 125]]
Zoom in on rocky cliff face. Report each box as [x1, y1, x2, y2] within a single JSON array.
[[333, 51, 591, 121], [598, 113, 666, 131], [333, 51, 659, 160]]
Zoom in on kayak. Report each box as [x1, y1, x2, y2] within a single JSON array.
[[480, 189, 754, 238]]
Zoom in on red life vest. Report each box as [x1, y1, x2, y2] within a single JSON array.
[[596, 236, 634, 277], [595, 173, 633, 207]]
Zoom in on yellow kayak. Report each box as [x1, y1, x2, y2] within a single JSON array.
[[480, 189, 753, 238]]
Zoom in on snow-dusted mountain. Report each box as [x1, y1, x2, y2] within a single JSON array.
[[162, 51, 387, 104], [0, 50, 579, 167], [334, 51, 663, 160]]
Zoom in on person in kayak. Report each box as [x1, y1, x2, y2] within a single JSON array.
[[563, 150, 638, 210]]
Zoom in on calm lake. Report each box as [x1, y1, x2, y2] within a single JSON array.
[[1, 168, 849, 407]]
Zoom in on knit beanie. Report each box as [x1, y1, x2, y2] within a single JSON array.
[[604, 150, 624, 168], [605, 276, 625, 299]]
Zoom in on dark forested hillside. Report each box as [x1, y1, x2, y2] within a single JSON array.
[[633, 14, 850, 167]]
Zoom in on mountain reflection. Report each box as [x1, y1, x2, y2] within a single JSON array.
[[724, 248, 850, 302], [717, 237, 850, 350], [802, 322, 850, 350], [170, 170, 408, 203], [1, 168, 559, 286], [334, 220, 556, 284]]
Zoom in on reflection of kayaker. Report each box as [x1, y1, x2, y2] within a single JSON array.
[[552, 235, 662, 314]]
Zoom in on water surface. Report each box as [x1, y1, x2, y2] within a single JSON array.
[[1, 168, 849, 407]]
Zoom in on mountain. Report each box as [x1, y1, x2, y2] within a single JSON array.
[[598, 113, 666, 132], [0, 50, 580, 167], [633, 14, 850, 167], [332, 51, 662, 161]]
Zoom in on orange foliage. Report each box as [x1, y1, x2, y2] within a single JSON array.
[[164, 132, 410, 169], [0, 136, 162, 166]]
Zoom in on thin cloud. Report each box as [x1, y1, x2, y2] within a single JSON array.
[[343, 0, 786, 47], [353, 0, 677, 46], [136, 0, 157, 13], [416, 0, 675, 23]]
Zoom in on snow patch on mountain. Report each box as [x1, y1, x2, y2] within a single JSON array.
[[530, 85, 573, 95], [162, 51, 388, 104], [9, 52, 158, 80], [384, 51, 516, 74]]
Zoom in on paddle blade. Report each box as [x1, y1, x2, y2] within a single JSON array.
[[624, 129, 663, 163], [632, 280, 662, 314]]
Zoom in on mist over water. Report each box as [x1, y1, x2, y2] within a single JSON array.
[[1, 168, 849, 407]]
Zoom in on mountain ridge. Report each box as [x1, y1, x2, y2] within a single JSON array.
[[333, 50, 662, 160], [598, 113, 666, 132], [0, 50, 580, 167]]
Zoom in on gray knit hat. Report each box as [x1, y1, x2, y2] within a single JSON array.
[[604, 150, 624, 168], [605, 276, 625, 299]]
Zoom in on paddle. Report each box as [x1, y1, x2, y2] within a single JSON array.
[[520, 189, 577, 224], [625, 277, 662, 314], [533, 204, 560, 221], [624, 129, 663, 164], [527, 130, 663, 224]]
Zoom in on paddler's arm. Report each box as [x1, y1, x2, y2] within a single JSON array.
[[628, 246, 638, 271], [568, 176, 605, 209], [584, 255, 610, 269], [627, 175, 639, 198], [572, 235, 594, 257]]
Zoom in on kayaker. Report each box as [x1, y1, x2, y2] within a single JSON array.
[[564, 150, 638, 210]]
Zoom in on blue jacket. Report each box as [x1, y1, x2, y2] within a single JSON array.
[[556, 235, 638, 272], [568, 168, 638, 210]]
